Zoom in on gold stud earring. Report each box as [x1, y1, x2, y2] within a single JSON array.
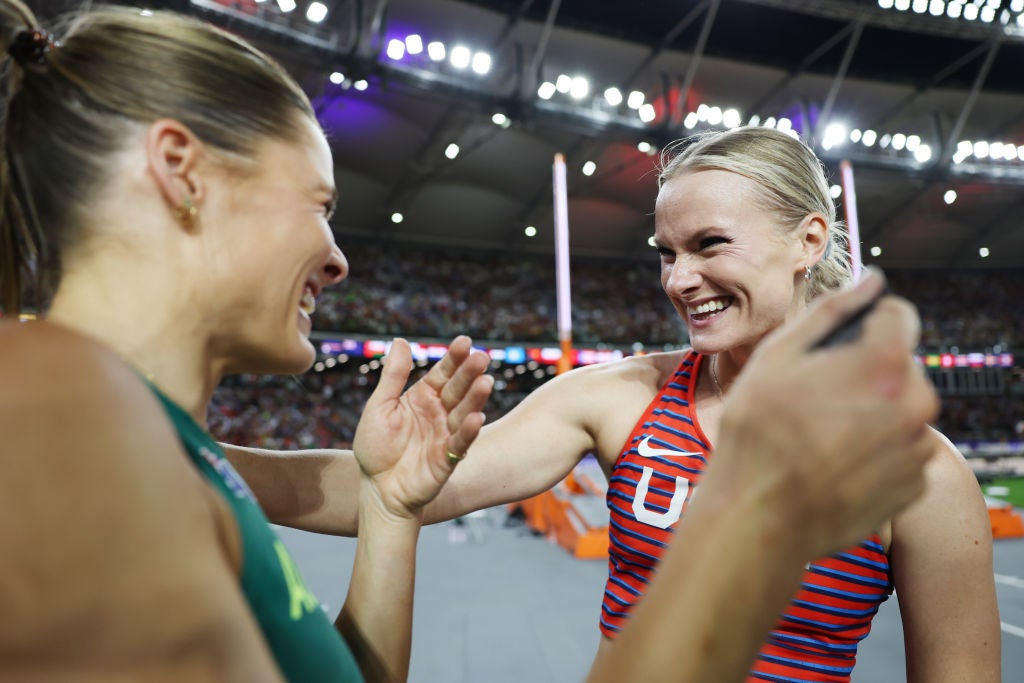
[[174, 198, 197, 228]]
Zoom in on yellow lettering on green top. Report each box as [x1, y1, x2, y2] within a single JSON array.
[[274, 540, 320, 621]]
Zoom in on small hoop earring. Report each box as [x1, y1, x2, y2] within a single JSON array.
[[804, 264, 811, 281], [175, 198, 197, 228]]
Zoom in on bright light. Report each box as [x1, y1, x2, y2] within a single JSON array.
[[944, 190, 957, 204], [862, 129, 877, 146], [748, 115, 761, 126], [450, 45, 471, 69], [906, 135, 921, 151], [912, 0, 928, 12], [850, 129, 862, 143], [306, 1, 328, 22], [928, 0, 944, 15], [764, 116, 777, 128], [537, 82, 556, 99], [892, 133, 907, 151], [1013, 0, 1023, 12], [444, 143, 460, 160], [647, 235, 657, 247], [277, 0, 296, 12], [569, 76, 589, 100], [879, 133, 892, 149], [354, 79, 368, 91], [391, 212, 404, 224], [427, 41, 446, 61], [974, 140, 990, 159], [723, 108, 742, 128], [979, 247, 990, 258], [683, 112, 699, 129], [870, 246, 882, 257], [329, 71, 345, 84], [1018, 145, 1024, 160], [386, 39, 405, 60], [525, 226, 537, 237], [948, 2, 962, 18], [707, 106, 723, 126], [140, 9, 153, 15], [981, 6, 995, 21], [491, 112, 509, 126], [830, 184, 842, 199], [638, 103, 656, 123], [822, 123, 847, 150], [637, 141, 653, 153], [582, 161, 597, 176], [697, 103, 709, 121], [555, 74, 572, 94], [914, 144, 932, 163], [878, 0, 894, 7], [604, 87, 623, 106], [990, 142, 1004, 159], [895, 0, 911, 9], [964, 3, 979, 19], [471, 51, 492, 75], [405, 35, 423, 55], [627, 90, 645, 109], [776, 117, 793, 132]]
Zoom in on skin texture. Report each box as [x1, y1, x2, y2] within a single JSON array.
[[224, 168, 999, 682], [4, 116, 493, 682]]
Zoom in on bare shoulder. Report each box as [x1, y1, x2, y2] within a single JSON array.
[[0, 322, 273, 677]]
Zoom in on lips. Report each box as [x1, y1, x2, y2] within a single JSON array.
[[687, 296, 733, 321]]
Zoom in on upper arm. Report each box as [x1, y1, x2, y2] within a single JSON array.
[[0, 328, 281, 681], [891, 428, 1001, 683]]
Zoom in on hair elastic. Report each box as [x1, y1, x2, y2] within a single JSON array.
[[8, 29, 58, 66]]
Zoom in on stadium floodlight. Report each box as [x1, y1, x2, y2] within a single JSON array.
[[850, 129, 862, 143], [964, 3, 979, 19], [914, 144, 932, 163], [862, 129, 877, 146], [981, 5, 995, 20], [878, 0, 894, 7], [990, 142, 1005, 159], [306, 2, 328, 22], [569, 76, 590, 100], [525, 226, 537, 237], [647, 235, 657, 247], [386, 39, 405, 61], [879, 134, 892, 149], [764, 116, 777, 128], [830, 184, 842, 199], [748, 115, 762, 126], [723, 109, 742, 128], [405, 34, 423, 55], [684, 112, 699, 129], [906, 134, 920, 151], [471, 51, 492, 75], [353, 79, 368, 90], [582, 161, 597, 176], [450, 45, 471, 69], [912, 0, 927, 12], [329, 71, 345, 84], [391, 212, 404, 224], [870, 246, 882, 257], [277, 0, 296, 12], [948, 2, 963, 18], [974, 140, 990, 159], [637, 141, 653, 153], [979, 247, 990, 258], [492, 113, 509, 126], [1012, 0, 1023, 12], [928, 0, 944, 15], [555, 74, 572, 94], [895, 0, 911, 9], [627, 90, 645, 109], [427, 41, 446, 61], [707, 106, 724, 126], [822, 123, 847, 150], [892, 133, 907, 151], [444, 143, 460, 160], [944, 190, 957, 204], [697, 103, 710, 121], [776, 117, 793, 132], [638, 104, 656, 123], [537, 81, 556, 99], [604, 87, 623, 106]]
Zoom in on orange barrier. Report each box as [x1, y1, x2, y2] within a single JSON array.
[[989, 503, 1024, 539], [511, 464, 610, 559]]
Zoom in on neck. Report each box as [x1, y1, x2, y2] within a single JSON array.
[[48, 263, 223, 423]]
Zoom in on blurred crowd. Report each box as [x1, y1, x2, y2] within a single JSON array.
[[205, 247, 1024, 449]]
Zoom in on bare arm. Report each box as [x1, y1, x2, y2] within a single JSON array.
[[893, 430, 1001, 683], [590, 271, 940, 682], [0, 325, 282, 681]]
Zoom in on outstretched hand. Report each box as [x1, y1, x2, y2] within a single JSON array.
[[352, 336, 494, 520]]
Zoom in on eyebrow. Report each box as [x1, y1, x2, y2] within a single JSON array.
[[316, 184, 338, 203]]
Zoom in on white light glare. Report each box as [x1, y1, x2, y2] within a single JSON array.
[[444, 143, 460, 160], [879, 133, 892, 149], [822, 123, 847, 150], [471, 52, 492, 75], [277, 0, 297, 12], [427, 41, 446, 61], [862, 129, 877, 146], [329, 71, 344, 84], [450, 45, 471, 69], [964, 3, 979, 19], [878, 0, 894, 7], [850, 129, 862, 143], [391, 212, 404, 224], [928, 0, 944, 15], [306, 1, 328, 22], [354, 79, 368, 91], [707, 106, 724, 126], [870, 246, 882, 257], [525, 226, 537, 237], [905, 134, 921, 151], [569, 76, 589, 100], [555, 74, 572, 94], [912, 0, 927, 13], [386, 39, 405, 60], [647, 235, 657, 247], [637, 141, 653, 153], [627, 90, 645, 109], [895, 0, 911, 9], [638, 103, 656, 123], [948, 2, 962, 18], [604, 87, 623, 106], [405, 35, 423, 55], [914, 144, 932, 163], [892, 133, 907, 151], [944, 190, 957, 205], [582, 161, 597, 176], [981, 6, 996, 22], [979, 247, 990, 258], [830, 184, 842, 199], [974, 140, 990, 159], [491, 112, 509, 126], [776, 117, 792, 132], [723, 109, 742, 128], [764, 116, 777, 128], [537, 81, 556, 99], [683, 112, 699, 129]]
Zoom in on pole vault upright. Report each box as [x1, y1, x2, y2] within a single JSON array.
[[839, 159, 862, 281], [552, 153, 573, 375]]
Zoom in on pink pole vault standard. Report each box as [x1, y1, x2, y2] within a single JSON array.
[[552, 153, 573, 374], [839, 159, 862, 281]]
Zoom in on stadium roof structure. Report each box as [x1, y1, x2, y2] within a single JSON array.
[[36, 0, 1024, 267]]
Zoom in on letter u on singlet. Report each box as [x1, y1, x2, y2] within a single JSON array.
[[631, 466, 688, 529]]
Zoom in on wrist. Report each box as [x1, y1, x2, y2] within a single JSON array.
[[358, 475, 425, 529]]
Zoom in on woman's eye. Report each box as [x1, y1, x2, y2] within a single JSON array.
[[323, 202, 336, 221], [699, 236, 728, 249]]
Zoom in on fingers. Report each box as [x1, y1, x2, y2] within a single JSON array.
[[421, 335, 473, 393], [445, 410, 486, 464], [369, 338, 413, 407], [446, 372, 495, 437]]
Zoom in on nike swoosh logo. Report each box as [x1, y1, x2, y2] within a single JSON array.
[[635, 435, 703, 459]]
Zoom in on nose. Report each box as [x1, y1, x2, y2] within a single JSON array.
[[663, 256, 702, 296], [320, 243, 349, 287]]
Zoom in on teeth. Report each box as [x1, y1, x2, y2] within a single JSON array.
[[299, 291, 316, 316], [689, 298, 729, 315]]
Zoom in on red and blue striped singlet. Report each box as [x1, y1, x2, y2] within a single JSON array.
[[601, 350, 893, 683]]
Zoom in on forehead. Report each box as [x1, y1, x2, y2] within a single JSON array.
[[655, 169, 761, 227], [258, 117, 334, 187]]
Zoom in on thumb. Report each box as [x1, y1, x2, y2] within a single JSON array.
[[367, 338, 413, 407]]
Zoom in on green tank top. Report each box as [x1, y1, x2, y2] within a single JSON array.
[[149, 385, 363, 682]]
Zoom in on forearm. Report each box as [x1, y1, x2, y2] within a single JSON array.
[[590, 482, 807, 683], [336, 481, 421, 682]]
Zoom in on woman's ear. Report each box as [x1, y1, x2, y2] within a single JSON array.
[[144, 119, 206, 228], [798, 213, 830, 268]]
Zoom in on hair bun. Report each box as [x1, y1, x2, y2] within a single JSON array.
[[8, 28, 57, 66]]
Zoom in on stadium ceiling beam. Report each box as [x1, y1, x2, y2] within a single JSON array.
[[812, 19, 865, 144], [521, 0, 563, 100], [619, 0, 713, 91], [672, 0, 722, 127], [738, 0, 1024, 44], [940, 38, 1001, 163], [187, 0, 1024, 186], [946, 191, 1024, 267]]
